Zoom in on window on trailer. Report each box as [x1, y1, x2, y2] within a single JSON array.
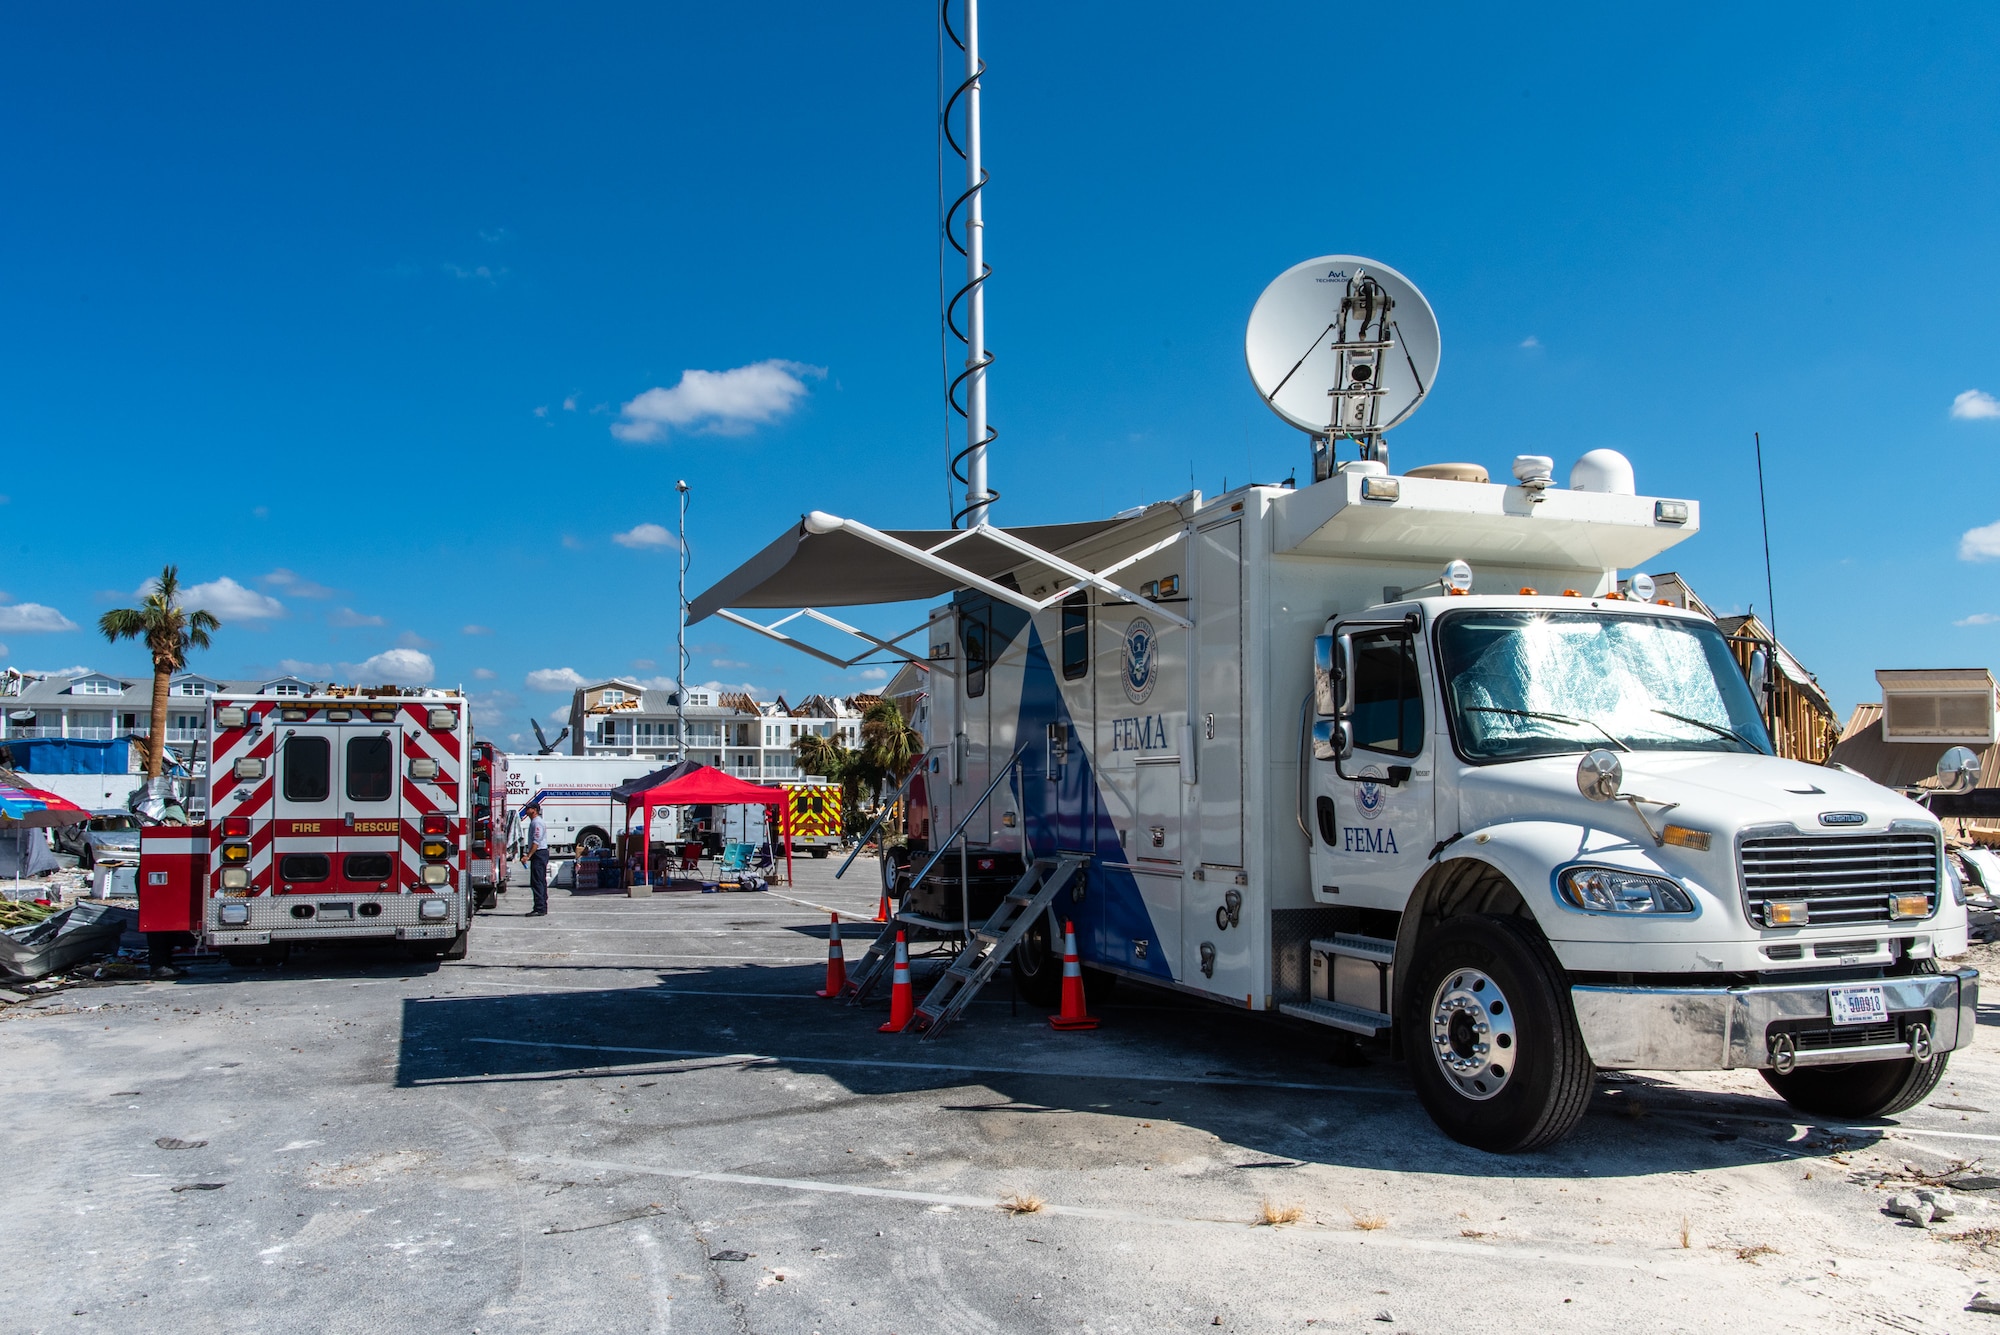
[[1061, 592, 1089, 680], [963, 613, 989, 698]]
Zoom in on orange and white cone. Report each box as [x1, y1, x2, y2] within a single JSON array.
[[878, 931, 915, 1033], [875, 885, 892, 923], [1048, 918, 1100, 1031], [815, 913, 848, 998]]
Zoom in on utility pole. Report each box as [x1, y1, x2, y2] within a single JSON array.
[[676, 479, 690, 762]]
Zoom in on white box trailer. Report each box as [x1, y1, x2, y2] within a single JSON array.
[[695, 467, 1977, 1151], [495, 753, 684, 857]]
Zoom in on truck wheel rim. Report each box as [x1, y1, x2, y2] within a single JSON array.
[[1428, 968, 1517, 1102]]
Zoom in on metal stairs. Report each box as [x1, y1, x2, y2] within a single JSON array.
[[908, 855, 1084, 1039], [844, 854, 1084, 1039]]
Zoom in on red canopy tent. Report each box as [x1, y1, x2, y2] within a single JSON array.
[[618, 763, 792, 886]]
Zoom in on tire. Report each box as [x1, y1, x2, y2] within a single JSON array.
[[475, 889, 497, 912], [810, 846, 830, 859], [1404, 914, 1594, 1154], [441, 929, 469, 962], [222, 945, 285, 969], [1010, 914, 1063, 1008], [575, 828, 609, 855], [1761, 1053, 1950, 1119]]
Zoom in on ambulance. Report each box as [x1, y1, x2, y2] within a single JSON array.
[[139, 687, 474, 966]]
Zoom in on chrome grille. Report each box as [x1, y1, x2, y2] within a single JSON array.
[[1740, 832, 1938, 927]]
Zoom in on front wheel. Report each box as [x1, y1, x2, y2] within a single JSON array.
[[1761, 1053, 1949, 1119], [575, 828, 609, 855], [1404, 914, 1594, 1154]]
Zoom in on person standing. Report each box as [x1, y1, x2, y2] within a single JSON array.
[[520, 801, 550, 917]]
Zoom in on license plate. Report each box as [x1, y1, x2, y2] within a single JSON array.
[[1829, 984, 1888, 1027]]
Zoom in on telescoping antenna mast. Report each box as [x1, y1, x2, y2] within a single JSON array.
[[944, 0, 994, 527]]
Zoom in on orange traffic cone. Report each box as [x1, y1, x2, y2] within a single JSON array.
[[875, 886, 892, 923], [878, 931, 915, 1033], [815, 913, 848, 998], [1048, 919, 1099, 1031]]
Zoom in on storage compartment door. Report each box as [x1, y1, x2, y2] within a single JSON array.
[[338, 728, 401, 894], [1194, 519, 1244, 868]]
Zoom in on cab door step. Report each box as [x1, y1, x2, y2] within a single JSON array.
[[1279, 999, 1393, 1036]]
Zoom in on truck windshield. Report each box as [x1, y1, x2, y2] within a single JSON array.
[[1437, 610, 1773, 760]]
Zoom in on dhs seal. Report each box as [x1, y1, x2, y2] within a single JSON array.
[[1121, 617, 1157, 704], [1353, 766, 1387, 821]]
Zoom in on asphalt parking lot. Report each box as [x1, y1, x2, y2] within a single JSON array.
[[9, 858, 2000, 1334]]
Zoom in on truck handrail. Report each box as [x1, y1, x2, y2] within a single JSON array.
[[834, 767, 922, 880], [908, 739, 1033, 890]]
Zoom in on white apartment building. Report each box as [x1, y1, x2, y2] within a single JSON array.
[[566, 678, 869, 781]]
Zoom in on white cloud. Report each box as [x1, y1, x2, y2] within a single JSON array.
[[562, 395, 577, 412], [472, 667, 497, 680], [0, 643, 7, 658], [632, 658, 657, 670], [1519, 335, 1541, 349], [462, 624, 493, 636], [260, 569, 334, 598], [1952, 389, 2000, 421], [349, 648, 435, 686], [711, 658, 749, 669], [1957, 613, 2000, 627], [533, 405, 549, 418], [636, 676, 681, 691], [0, 602, 79, 632], [611, 359, 825, 443], [854, 666, 889, 681], [20, 665, 93, 678], [279, 658, 333, 676], [328, 607, 387, 628], [525, 667, 589, 693], [1960, 520, 2000, 562], [612, 522, 678, 550], [180, 576, 285, 621]]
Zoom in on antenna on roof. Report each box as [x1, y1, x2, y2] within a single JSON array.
[[1245, 256, 1441, 482], [942, 0, 995, 528]]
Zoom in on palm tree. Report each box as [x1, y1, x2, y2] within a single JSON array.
[[99, 565, 221, 779], [860, 699, 925, 836]]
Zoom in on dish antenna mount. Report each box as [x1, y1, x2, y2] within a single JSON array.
[[1245, 255, 1441, 481], [531, 719, 570, 756]]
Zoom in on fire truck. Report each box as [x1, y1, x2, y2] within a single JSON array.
[[138, 687, 475, 967]]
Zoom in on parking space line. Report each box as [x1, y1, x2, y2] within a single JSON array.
[[471, 950, 826, 961], [527, 1153, 1686, 1271], [461, 1035, 1403, 1095]]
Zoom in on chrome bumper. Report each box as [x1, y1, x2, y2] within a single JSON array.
[[1571, 969, 1979, 1071]]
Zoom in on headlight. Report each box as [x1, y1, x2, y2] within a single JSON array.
[[1557, 866, 1695, 914], [419, 897, 450, 919], [420, 864, 451, 887], [218, 901, 250, 925], [218, 867, 250, 891]]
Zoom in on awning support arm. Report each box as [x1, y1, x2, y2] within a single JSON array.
[[713, 609, 944, 675], [806, 513, 1192, 629]]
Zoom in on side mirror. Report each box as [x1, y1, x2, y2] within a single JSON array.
[[1311, 719, 1352, 762], [1577, 749, 1623, 802], [1313, 635, 1337, 716], [1938, 745, 1981, 794], [1747, 649, 1769, 699]]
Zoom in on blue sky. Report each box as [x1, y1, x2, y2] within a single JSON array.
[[3, 3, 1997, 747]]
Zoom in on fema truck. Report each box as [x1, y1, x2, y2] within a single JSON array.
[[692, 257, 1977, 1152]]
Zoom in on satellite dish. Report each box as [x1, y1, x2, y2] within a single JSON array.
[[1245, 255, 1441, 457]]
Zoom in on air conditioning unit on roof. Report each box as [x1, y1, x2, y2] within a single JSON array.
[[1877, 669, 1998, 745]]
